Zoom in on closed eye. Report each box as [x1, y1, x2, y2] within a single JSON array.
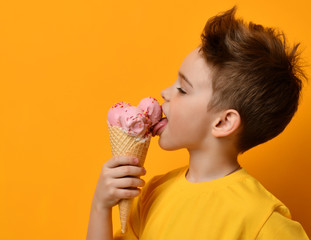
[[177, 87, 187, 94]]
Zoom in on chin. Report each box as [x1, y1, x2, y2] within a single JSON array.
[[158, 137, 182, 151]]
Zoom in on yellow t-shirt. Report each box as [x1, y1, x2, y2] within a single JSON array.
[[114, 166, 309, 240]]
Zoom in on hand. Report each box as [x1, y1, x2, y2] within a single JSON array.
[[92, 156, 146, 210]]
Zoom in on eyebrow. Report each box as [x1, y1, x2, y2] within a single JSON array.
[[178, 71, 193, 88]]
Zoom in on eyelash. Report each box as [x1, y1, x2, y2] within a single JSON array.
[[177, 87, 187, 94]]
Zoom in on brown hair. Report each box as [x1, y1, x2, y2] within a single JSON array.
[[199, 6, 307, 153]]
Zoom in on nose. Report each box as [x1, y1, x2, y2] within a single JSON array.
[[161, 88, 170, 102]]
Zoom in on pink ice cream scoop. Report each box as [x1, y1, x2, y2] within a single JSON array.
[[119, 106, 149, 137], [107, 102, 131, 127], [138, 97, 162, 126], [107, 97, 162, 138]]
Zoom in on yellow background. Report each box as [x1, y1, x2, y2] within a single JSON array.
[[1, 0, 310, 239]]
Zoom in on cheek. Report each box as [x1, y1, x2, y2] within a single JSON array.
[[158, 103, 188, 150], [169, 111, 189, 134], [167, 101, 208, 146], [168, 100, 188, 130], [170, 98, 205, 131]]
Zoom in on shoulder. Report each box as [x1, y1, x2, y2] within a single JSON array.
[[221, 169, 292, 225], [141, 166, 187, 198], [241, 174, 309, 239], [217, 169, 303, 237], [148, 166, 187, 186], [257, 211, 309, 239], [230, 169, 290, 212]]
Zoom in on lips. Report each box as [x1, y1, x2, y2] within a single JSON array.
[[152, 117, 168, 136]]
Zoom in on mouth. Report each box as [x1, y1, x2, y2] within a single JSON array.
[[152, 117, 168, 136]]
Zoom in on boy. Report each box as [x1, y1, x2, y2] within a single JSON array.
[[87, 6, 309, 239]]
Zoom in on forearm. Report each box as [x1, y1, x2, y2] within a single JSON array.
[[86, 200, 113, 240]]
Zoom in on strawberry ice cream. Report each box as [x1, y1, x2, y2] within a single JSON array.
[[107, 97, 163, 139], [138, 97, 162, 126]]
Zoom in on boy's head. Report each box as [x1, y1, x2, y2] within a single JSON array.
[[198, 6, 307, 153]]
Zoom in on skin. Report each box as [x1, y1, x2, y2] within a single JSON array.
[[86, 47, 242, 239], [160, 47, 241, 182]]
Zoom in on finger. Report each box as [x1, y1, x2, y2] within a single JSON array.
[[115, 188, 141, 199], [110, 165, 146, 178], [113, 177, 145, 189], [105, 156, 139, 168]]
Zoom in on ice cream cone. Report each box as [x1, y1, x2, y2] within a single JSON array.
[[107, 124, 151, 233]]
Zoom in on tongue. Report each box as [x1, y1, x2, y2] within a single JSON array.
[[152, 118, 168, 136]]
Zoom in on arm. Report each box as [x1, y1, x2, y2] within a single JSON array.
[[86, 156, 146, 240], [87, 204, 113, 240]]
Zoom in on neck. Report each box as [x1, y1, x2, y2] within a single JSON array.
[[186, 145, 240, 183]]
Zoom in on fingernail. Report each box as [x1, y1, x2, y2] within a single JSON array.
[[133, 158, 139, 164]]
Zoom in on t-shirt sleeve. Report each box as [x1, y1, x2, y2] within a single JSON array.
[[257, 211, 310, 240]]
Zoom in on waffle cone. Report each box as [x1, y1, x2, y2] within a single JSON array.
[[107, 124, 151, 233]]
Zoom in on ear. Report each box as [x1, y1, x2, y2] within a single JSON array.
[[211, 109, 241, 138]]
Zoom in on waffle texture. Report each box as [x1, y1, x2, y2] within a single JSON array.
[[107, 124, 151, 233]]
